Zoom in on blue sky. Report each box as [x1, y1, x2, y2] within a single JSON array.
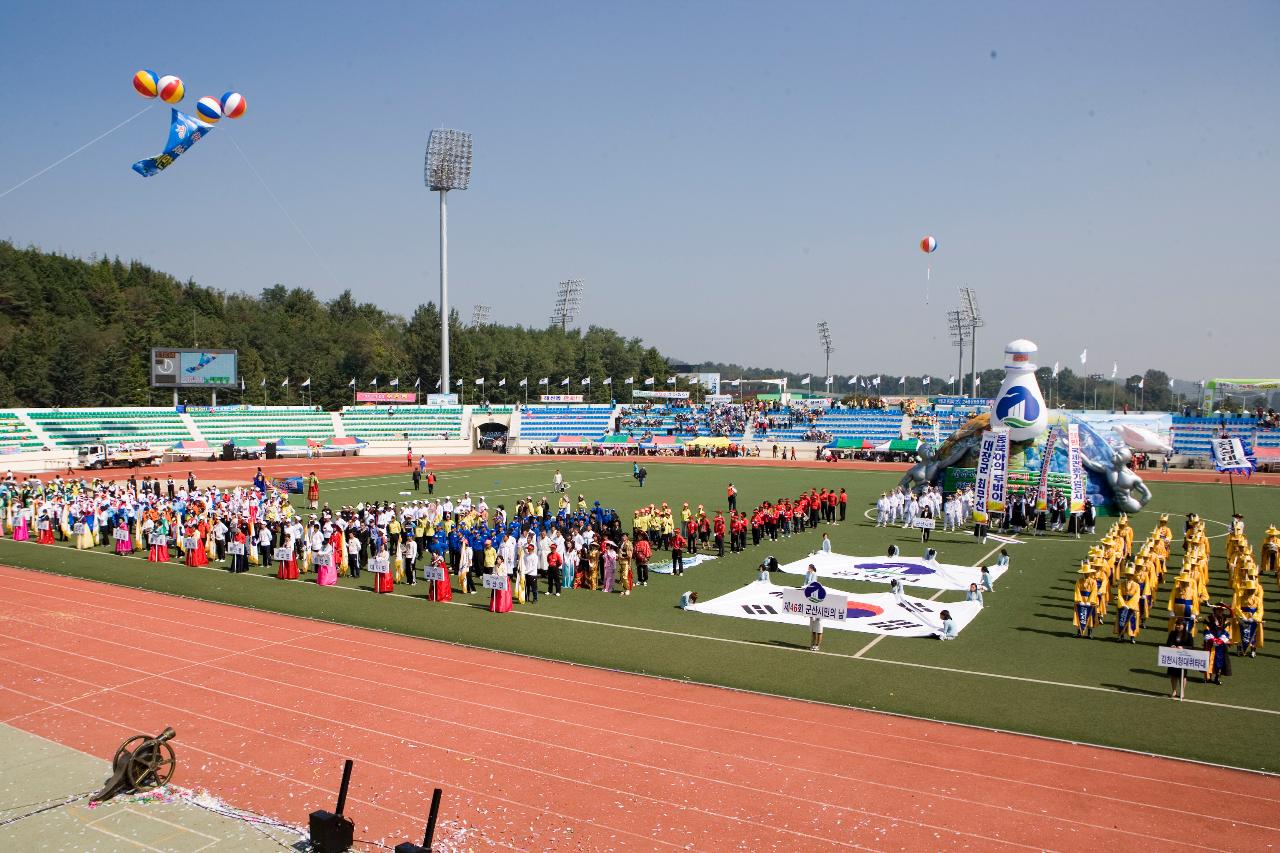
[[1, 1, 1276, 379]]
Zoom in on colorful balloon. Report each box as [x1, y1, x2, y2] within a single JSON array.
[[132, 69, 159, 99], [219, 91, 246, 119], [920, 236, 937, 253], [195, 96, 222, 124], [157, 75, 184, 104]]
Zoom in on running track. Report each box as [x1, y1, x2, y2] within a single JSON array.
[[1, 565, 1277, 851]]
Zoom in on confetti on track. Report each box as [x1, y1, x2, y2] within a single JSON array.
[[1, 565, 1277, 851]]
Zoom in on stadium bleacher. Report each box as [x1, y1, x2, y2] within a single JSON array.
[[761, 408, 906, 443], [340, 405, 464, 441], [518, 405, 614, 442], [1170, 416, 1259, 458], [0, 413, 43, 452], [27, 408, 193, 449], [188, 406, 333, 444], [615, 404, 747, 440]]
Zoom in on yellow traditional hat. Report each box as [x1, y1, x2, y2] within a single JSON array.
[[1077, 563, 1094, 574], [1159, 513, 1170, 522], [1267, 525, 1279, 536], [1243, 579, 1260, 590]]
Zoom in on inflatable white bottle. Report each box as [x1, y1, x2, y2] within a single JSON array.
[[991, 339, 1048, 442]]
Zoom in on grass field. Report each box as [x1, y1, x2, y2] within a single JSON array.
[[4, 459, 1278, 772]]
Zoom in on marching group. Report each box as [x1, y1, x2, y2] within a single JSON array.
[[875, 485, 1098, 542], [1069, 511, 1275, 694]]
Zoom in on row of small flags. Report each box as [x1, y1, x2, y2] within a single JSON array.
[[245, 375, 980, 390]]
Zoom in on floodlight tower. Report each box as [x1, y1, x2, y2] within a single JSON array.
[[471, 304, 491, 327], [425, 128, 473, 397], [550, 279, 584, 331], [947, 308, 970, 395], [959, 287, 984, 397], [816, 322, 834, 384]]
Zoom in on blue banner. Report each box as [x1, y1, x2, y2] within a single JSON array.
[[132, 109, 213, 177]]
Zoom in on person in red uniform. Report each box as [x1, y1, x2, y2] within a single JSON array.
[[838, 488, 848, 523], [713, 511, 726, 557], [670, 531, 686, 575], [375, 551, 395, 593], [430, 554, 453, 601]]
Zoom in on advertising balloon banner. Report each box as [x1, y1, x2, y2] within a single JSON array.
[[133, 109, 213, 177], [985, 428, 1010, 518], [972, 430, 996, 524], [1067, 423, 1086, 513]]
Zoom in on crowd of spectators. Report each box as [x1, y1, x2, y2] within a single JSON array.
[[616, 403, 748, 438]]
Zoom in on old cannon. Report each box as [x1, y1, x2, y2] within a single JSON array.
[[93, 726, 177, 802]]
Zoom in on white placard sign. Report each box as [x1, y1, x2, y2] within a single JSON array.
[[113, 528, 130, 541], [149, 534, 167, 546], [369, 557, 390, 574], [780, 583, 849, 622], [420, 565, 446, 582], [182, 537, 198, 550], [482, 573, 508, 590], [227, 542, 245, 556], [1158, 646, 1211, 671], [273, 547, 292, 561], [912, 517, 935, 529], [73, 523, 86, 536]]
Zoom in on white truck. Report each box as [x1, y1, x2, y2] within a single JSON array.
[[77, 444, 164, 470]]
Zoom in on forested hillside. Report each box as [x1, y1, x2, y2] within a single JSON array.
[[0, 242, 669, 408]]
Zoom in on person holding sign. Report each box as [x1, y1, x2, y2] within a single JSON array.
[[1165, 622, 1195, 698], [429, 554, 452, 602], [316, 540, 337, 586], [488, 555, 512, 613], [147, 518, 170, 563], [374, 546, 394, 593], [114, 517, 133, 556], [228, 527, 249, 574], [1073, 562, 1099, 638], [276, 534, 298, 580]]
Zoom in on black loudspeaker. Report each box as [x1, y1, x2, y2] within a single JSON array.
[[220, 443, 235, 461], [309, 759, 355, 853], [264, 442, 278, 459]]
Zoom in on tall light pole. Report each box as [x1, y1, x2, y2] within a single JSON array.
[[816, 322, 833, 387], [947, 308, 969, 396], [425, 129, 473, 398], [550, 279, 584, 331], [959, 287, 984, 398]]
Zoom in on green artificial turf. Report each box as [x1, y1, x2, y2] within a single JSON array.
[[3, 459, 1278, 772]]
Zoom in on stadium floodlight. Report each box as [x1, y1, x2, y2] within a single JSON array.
[[425, 128, 474, 397], [959, 287, 984, 397], [550, 279, 584, 331], [947, 309, 971, 395], [471, 304, 491, 327], [816, 322, 834, 384]]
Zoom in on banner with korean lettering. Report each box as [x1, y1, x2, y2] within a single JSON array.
[[356, 392, 417, 403], [972, 430, 996, 524], [1034, 429, 1058, 512], [688, 581, 983, 638], [1211, 438, 1254, 475], [1067, 423, 1086, 513], [985, 428, 1010, 519]]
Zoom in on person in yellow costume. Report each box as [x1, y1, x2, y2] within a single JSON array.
[[1115, 566, 1142, 642], [1231, 579, 1264, 657], [1168, 573, 1199, 632], [1116, 514, 1134, 559], [1260, 525, 1279, 579], [1073, 563, 1100, 638], [1132, 552, 1155, 626], [1090, 557, 1111, 622]]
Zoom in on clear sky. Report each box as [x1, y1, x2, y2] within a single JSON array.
[[1, 1, 1276, 380]]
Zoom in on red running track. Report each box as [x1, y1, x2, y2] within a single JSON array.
[[1, 564, 1277, 851]]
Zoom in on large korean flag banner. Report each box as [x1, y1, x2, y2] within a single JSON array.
[[1034, 429, 1058, 512], [688, 581, 983, 638], [777, 551, 1008, 592], [1067, 423, 1086, 513]]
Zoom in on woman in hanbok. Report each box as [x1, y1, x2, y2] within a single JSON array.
[[277, 531, 299, 580], [152, 518, 171, 562], [488, 555, 512, 613], [431, 553, 452, 602], [374, 546, 395, 593], [184, 523, 203, 567], [36, 504, 55, 545], [74, 509, 94, 550], [456, 542, 472, 594], [114, 517, 133, 556], [228, 527, 249, 573], [602, 542, 617, 593], [12, 502, 31, 542], [562, 542, 577, 590], [316, 540, 338, 586]]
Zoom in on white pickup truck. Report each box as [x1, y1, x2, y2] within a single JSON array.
[[77, 444, 164, 470]]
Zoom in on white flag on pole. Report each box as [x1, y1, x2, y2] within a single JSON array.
[[922, 376, 931, 386], [498, 378, 506, 387], [260, 378, 266, 388], [435, 378, 442, 389], [1138, 377, 1144, 389], [824, 376, 833, 387], [625, 376, 634, 384], [800, 375, 811, 385], [603, 377, 612, 385], [730, 378, 740, 387], [1080, 349, 1088, 365], [414, 377, 421, 388], [475, 377, 484, 386], [370, 377, 378, 387], [301, 378, 311, 388], [281, 377, 289, 387], [561, 377, 570, 387], [1052, 361, 1059, 378], [538, 377, 549, 386], [389, 378, 399, 387], [1111, 363, 1118, 379], [581, 376, 591, 385], [667, 376, 676, 385], [644, 377, 654, 386], [519, 378, 528, 387], [348, 377, 356, 388]]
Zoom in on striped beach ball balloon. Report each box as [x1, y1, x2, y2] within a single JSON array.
[[132, 69, 159, 99], [219, 91, 246, 119], [157, 75, 185, 104], [195, 96, 222, 124], [920, 235, 937, 253]]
